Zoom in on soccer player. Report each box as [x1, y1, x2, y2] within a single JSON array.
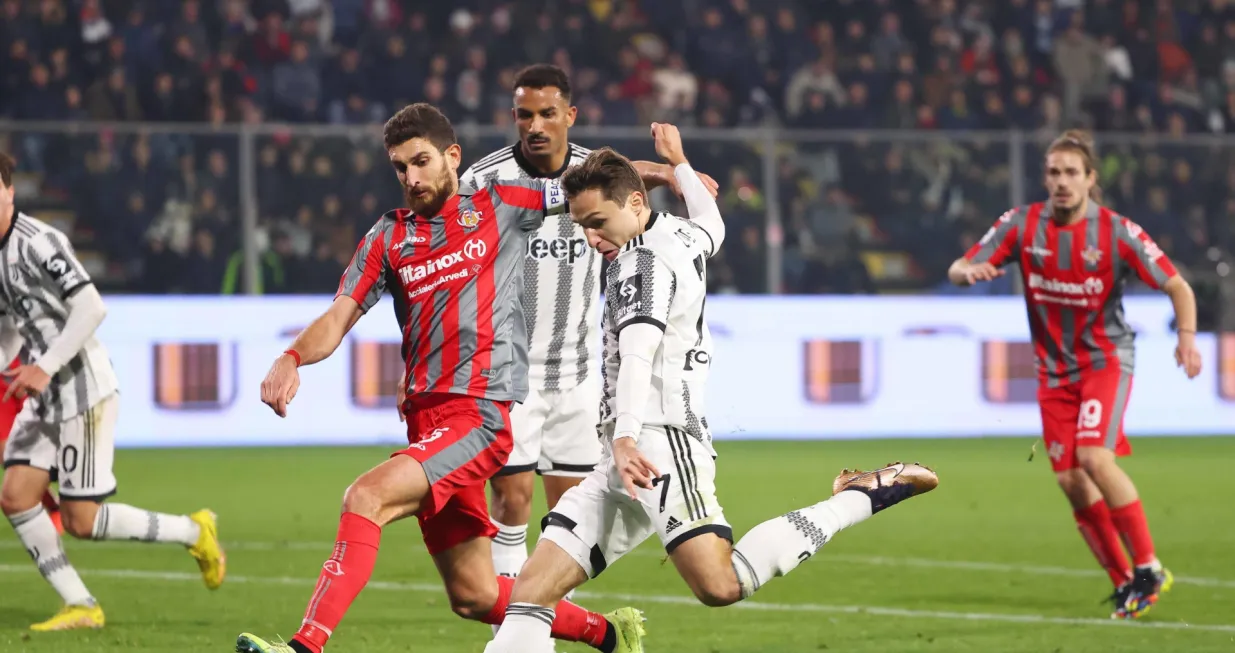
[[947, 130, 1200, 619], [456, 64, 717, 588], [0, 355, 62, 534], [484, 125, 939, 652], [237, 104, 669, 653], [0, 152, 225, 632]]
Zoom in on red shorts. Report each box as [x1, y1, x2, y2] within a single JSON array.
[[392, 393, 513, 555], [1038, 368, 1134, 472]]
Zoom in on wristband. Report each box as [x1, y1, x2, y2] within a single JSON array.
[[284, 349, 302, 367], [1178, 329, 1196, 334]]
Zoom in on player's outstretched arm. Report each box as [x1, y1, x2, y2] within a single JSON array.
[[1163, 275, 1202, 378], [261, 296, 364, 418], [947, 257, 1004, 286], [632, 159, 719, 200], [652, 122, 727, 254]]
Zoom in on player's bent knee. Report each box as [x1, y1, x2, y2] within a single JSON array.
[[0, 471, 45, 516], [0, 490, 36, 516], [489, 472, 534, 525], [446, 585, 499, 621], [688, 576, 742, 607], [341, 479, 388, 523], [1076, 447, 1116, 476]]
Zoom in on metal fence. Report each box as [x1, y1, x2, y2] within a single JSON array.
[[2, 122, 1234, 301]]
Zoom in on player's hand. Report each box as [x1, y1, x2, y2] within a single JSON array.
[[963, 262, 1004, 285], [613, 436, 659, 500], [396, 375, 408, 423], [1, 364, 51, 401], [1175, 332, 1202, 379], [666, 168, 719, 200], [260, 354, 300, 418], [651, 122, 688, 167]]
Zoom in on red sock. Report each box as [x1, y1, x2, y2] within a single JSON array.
[[1073, 500, 1132, 585], [292, 513, 382, 653], [483, 576, 612, 649], [1109, 500, 1156, 567], [42, 491, 62, 534]]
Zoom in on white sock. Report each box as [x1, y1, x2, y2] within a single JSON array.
[[91, 504, 200, 546], [730, 490, 873, 599], [490, 519, 530, 635], [486, 604, 555, 653], [8, 505, 95, 606]]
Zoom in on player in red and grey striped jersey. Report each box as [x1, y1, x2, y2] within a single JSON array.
[[948, 130, 1203, 621], [241, 104, 648, 653]]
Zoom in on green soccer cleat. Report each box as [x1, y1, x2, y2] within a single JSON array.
[[235, 633, 297, 653], [605, 607, 646, 653]]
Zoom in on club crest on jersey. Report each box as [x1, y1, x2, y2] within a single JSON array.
[[458, 209, 483, 231], [1082, 246, 1103, 266]]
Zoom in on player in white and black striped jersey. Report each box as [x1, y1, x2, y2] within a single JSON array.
[[485, 127, 938, 653], [0, 152, 225, 631], [453, 65, 719, 590]]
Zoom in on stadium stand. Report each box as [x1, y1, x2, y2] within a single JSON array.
[[1, 0, 1234, 297]]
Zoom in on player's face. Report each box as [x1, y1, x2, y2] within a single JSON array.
[[388, 137, 461, 217], [513, 86, 576, 158], [571, 188, 648, 261], [1044, 150, 1094, 214]]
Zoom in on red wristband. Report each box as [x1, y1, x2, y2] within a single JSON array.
[[284, 349, 302, 367]]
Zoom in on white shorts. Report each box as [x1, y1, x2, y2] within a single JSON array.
[[504, 380, 603, 478], [541, 425, 732, 578], [3, 393, 119, 501]]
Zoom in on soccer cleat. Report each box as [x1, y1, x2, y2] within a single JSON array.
[[605, 606, 647, 653], [30, 603, 105, 631], [831, 461, 939, 513], [235, 633, 297, 653], [188, 509, 226, 590], [1114, 566, 1174, 619]]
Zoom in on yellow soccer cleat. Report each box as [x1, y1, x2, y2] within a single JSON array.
[[188, 509, 226, 590], [605, 606, 646, 653], [30, 603, 105, 631], [236, 633, 298, 653]]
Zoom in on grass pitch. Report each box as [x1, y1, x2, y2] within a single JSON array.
[[1, 437, 1233, 652]]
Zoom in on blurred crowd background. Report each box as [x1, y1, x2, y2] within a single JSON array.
[[2, 0, 1234, 305]]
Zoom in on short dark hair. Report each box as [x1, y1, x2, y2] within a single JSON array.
[[513, 64, 571, 100], [0, 151, 14, 188], [560, 148, 646, 206], [383, 103, 456, 151]]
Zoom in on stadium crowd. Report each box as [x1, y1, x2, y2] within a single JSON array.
[[2, 0, 1234, 294]]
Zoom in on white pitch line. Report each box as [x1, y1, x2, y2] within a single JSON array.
[[0, 564, 1231, 635], [3, 540, 1233, 589]]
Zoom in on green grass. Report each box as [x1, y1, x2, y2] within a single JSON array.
[[1, 437, 1233, 652]]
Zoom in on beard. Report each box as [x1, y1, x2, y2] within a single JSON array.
[[403, 165, 457, 217], [1051, 194, 1084, 218]]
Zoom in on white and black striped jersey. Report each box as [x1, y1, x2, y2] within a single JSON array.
[[600, 212, 720, 454], [458, 142, 601, 394], [0, 211, 118, 421]]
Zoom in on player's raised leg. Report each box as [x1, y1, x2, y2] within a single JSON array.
[[0, 461, 101, 631]]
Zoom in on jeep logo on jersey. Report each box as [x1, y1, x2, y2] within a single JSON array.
[[527, 237, 587, 263], [463, 238, 487, 260], [684, 348, 710, 371]]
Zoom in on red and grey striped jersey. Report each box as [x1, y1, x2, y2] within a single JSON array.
[[337, 178, 568, 403], [964, 201, 1178, 386]]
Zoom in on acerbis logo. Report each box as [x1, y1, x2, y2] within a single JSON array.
[[527, 237, 587, 263]]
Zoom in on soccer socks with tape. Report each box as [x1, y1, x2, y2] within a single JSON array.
[[90, 503, 200, 545], [1074, 500, 1133, 585], [292, 512, 382, 653], [491, 519, 530, 578], [483, 575, 615, 651], [730, 490, 873, 599], [487, 604, 555, 653], [7, 504, 95, 606], [1109, 500, 1159, 568]]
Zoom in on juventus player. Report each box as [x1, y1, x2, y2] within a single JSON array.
[[484, 125, 939, 651], [454, 64, 717, 585], [0, 152, 225, 632]]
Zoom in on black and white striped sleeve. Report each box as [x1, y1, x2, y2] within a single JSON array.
[[607, 248, 675, 333], [30, 229, 92, 299], [458, 164, 481, 196]]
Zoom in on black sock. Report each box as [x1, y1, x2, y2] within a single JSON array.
[[596, 621, 617, 653], [288, 639, 314, 653]]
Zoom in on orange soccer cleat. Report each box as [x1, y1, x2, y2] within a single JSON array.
[[832, 462, 939, 513]]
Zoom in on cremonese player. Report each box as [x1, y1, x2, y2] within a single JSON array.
[[237, 103, 692, 653], [947, 130, 1201, 619], [484, 124, 940, 652]]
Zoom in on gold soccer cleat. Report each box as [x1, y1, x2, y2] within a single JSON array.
[[30, 603, 105, 631], [832, 461, 939, 513]]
